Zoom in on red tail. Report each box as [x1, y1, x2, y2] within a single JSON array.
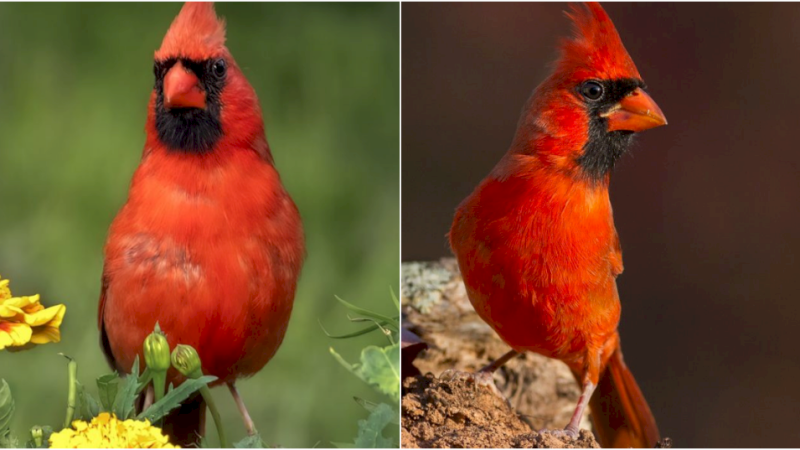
[[589, 345, 660, 448], [160, 394, 206, 447]]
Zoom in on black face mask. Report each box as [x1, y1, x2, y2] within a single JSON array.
[[576, 78, 644, 181], [153, 57, 228, 153]]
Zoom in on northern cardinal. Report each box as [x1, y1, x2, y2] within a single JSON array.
[[449, 3, 665, 447], [97, 3, 304, 446]]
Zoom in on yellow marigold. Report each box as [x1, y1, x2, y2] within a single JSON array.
[[0, 275, 66, 351], [49, 413, 178, 448]]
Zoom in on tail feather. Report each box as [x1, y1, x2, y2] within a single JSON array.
[[589, 346, 660, 448], [161, 393, 206, 448]]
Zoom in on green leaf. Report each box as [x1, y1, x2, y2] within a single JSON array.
[[136, 368, 153, 395], [334, 296, 398, 332], [331, 342, 400, 402], [96, 373, 119, 411], [320, 320, 382, 339], [233, 434, 265, 448], [112, 357, 141, 420], [0, 380, 14, 438], [389, 287, 399, 310], [137, 376, 216, 423], [354, 398, 399, 425], [77, 382, 100, 420], [353, 403, 395, 448], [0, 435, 19, 448]]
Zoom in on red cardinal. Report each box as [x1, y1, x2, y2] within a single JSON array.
[[97, 3, 305, 445], [450, 3, 665, 448]]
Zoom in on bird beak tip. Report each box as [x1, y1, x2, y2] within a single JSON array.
[[606, 88, 666, 133]]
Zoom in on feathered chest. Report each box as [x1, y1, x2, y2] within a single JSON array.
[[105, 150, 304, 287], [454, 169, 622, 290]]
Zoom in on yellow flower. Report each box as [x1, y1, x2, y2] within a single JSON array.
[[49, 413, 178, 448], [0, 275, 66, 351]]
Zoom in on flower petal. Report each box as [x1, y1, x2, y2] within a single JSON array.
[[30, 325, 61, 344], [23, 303, 65, 327], [0, 279, 10, 300], [0, 295, 40, 318], [0, 321, 32, 349]]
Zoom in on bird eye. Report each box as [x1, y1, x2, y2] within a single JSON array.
[[580, 81, 604, 101], [211, 59, 227, 79]]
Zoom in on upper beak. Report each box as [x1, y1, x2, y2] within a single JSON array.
[[163, 61, 206, 110], [603, 88, 667, 132]]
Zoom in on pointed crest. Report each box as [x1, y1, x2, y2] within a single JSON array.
[[155, 2, 227, 61], [558, 3, 640, 81]]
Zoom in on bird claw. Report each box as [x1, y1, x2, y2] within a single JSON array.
[[537, 427, 580, 441], [439, 369, 511, 406]]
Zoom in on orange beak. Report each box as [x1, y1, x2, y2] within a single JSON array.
[[163, 61, 206, 110], [603, 88, 667, 132]]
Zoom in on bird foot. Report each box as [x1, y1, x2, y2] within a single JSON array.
[[439, 369, 510, 406], [537, 427, 580, 441]]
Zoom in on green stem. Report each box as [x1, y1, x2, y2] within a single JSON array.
[[64, 358, 77, 428], [152, 371, 167, 403], [198, 385, 228, 448]]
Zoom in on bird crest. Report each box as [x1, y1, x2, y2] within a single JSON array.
[[557, 2, 640, 81], [155, 2, 227, 61]]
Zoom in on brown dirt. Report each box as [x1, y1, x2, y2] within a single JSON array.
[[401, 259, 597, 448], [402, 373, 599, 448]]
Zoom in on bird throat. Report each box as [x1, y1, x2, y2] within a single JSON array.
[[576, 126, 634, 182]]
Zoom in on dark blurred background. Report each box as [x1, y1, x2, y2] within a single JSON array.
[[403, 3, 800, 447], [0, 3, 398, 447]]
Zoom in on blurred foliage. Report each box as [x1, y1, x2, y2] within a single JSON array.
[[327, 295, 399, 447], [0, 2, 399, 448]]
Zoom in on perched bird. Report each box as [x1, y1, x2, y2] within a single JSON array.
[[97, 3, 305, 446], [449, 3, 665, 448]]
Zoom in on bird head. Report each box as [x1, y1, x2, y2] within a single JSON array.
[[147, 3, 270, 159], [521, 3, 666, 181]]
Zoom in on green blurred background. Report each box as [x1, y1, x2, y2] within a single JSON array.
[[0, 2, 399, 447]]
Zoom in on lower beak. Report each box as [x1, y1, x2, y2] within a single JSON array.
[[163, 61, 206, 110], [603, 88, 667, 132]]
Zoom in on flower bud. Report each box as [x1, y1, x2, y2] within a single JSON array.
[[31, 426, 44, 447], [143, 328, 171, 372], [171, 344, 202, 379]]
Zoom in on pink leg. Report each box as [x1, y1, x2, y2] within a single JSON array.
[[564, 379, 596, 437], [228, 382, 256, 436]]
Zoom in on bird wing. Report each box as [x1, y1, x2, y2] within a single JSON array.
[[97, 270, 117, 370]]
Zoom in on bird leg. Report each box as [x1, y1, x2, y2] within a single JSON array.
[[540, 353, 599, 440], [479, 349, 520, 374], [228, 382, 257, 436], [564, 379, 596, 437], [142, 384, 155, 411], [537, 378, 596, 440]]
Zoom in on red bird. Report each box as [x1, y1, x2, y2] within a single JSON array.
[[450, 3, 665, 448], [97, 3, 304, 445]]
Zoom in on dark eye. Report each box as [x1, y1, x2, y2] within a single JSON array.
[[211, 59, 226, 79], [580, 81, 604, 101]]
